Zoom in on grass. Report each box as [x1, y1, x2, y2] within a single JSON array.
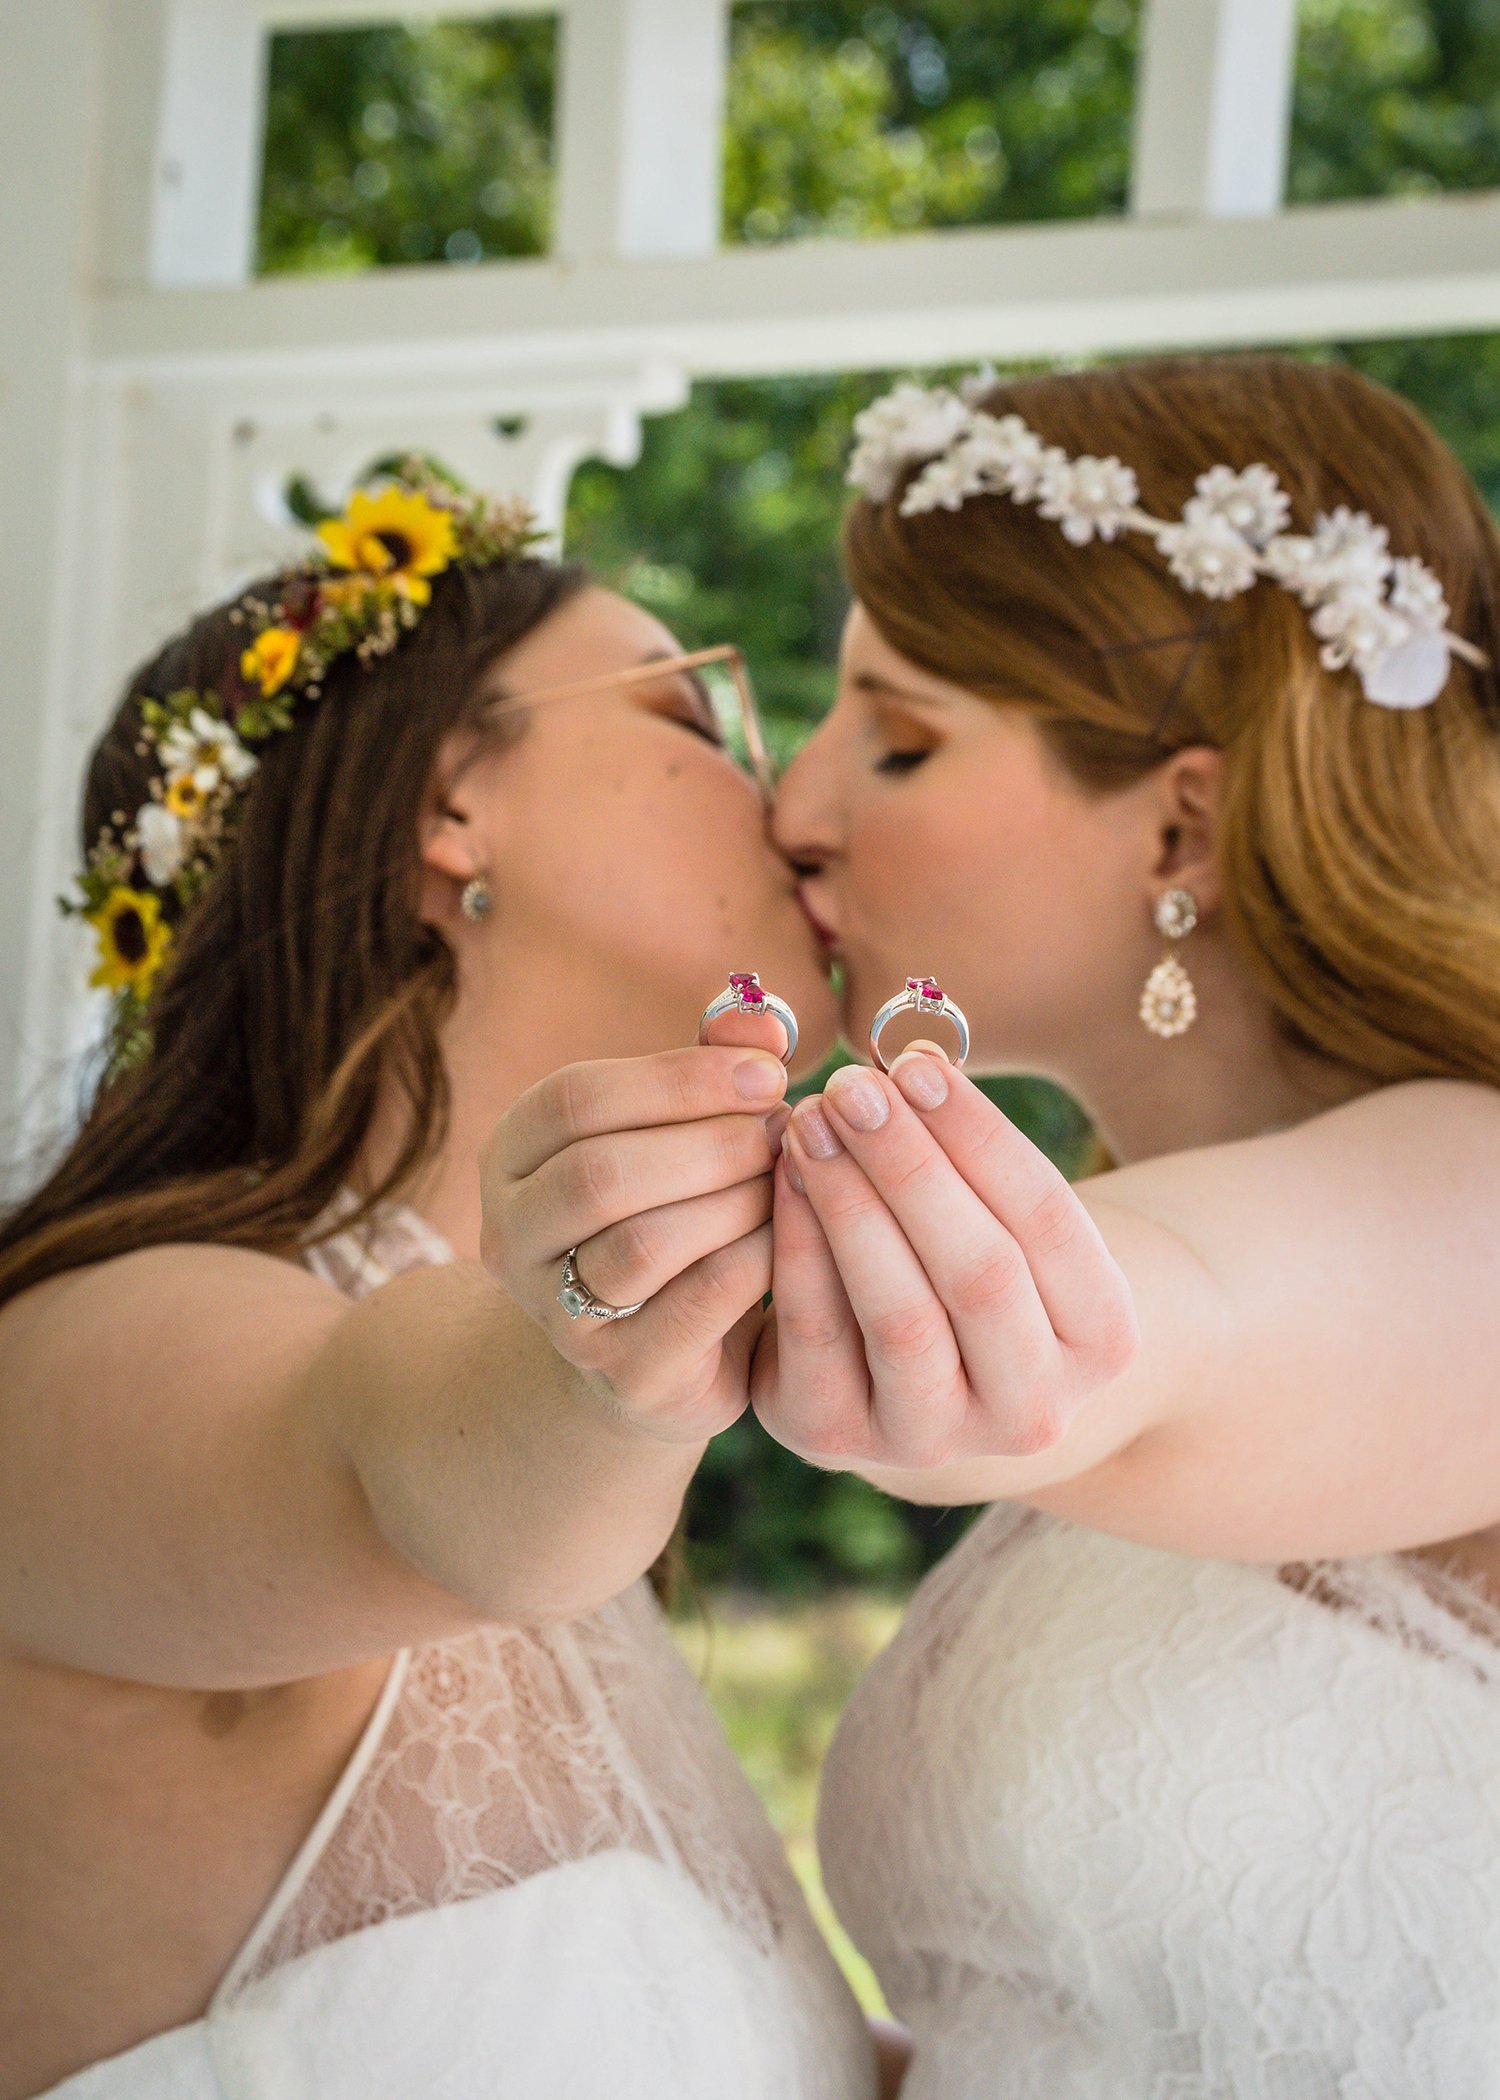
[[672, 1588, 905, 2015]]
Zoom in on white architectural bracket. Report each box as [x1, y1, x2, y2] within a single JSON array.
[[1132, 0, 1299, 219]]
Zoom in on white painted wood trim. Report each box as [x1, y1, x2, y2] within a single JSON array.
[[93, 189, 1500, 382], [556, 0, 730, 260], [1133, 0, 1299, 220]]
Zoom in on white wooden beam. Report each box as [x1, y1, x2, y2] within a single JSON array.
[[555, 0, 730, 259], [1132, 0, 1298, 219], [93, 188, 1500, 383], [99, 0, 268, 288]]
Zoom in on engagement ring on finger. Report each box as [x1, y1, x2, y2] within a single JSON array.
[[558, 1247, 648, 1322], [869, 975, 970, 1072], [697, 972, 798, 1065]]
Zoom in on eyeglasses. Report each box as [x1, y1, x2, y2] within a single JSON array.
[[497, 645, 777, 810]]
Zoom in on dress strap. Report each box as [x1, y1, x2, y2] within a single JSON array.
[[210, 1649, 412, 2012]]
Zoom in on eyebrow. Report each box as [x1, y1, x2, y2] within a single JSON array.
[[851, 669, 950, 709]]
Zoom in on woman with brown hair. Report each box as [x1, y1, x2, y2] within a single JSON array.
[[773, 354, 1500, 2095], [546, 353, 1500, 2092], [0, 469, 876, 2099]]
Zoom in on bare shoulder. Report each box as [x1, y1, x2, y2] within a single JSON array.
[[1051, 1077, 1500, 1557], [0, 1238, 348, 1393], [1299, 1073, 1500, 1156], [1083, 1076, 1500, 1257]]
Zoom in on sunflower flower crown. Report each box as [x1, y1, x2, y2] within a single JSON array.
[[61, 460, 541, 1043], [847, 370, 1490, 712]]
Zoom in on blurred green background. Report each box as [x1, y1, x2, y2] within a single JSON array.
[[257, 3, 1500, 1994]]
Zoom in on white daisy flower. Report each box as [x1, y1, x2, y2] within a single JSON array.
[[1310, 591, 1411, 675], [847, 384, 970, 502], [1388, 555, 1450, 632], [900, 450, 983, 515], [965, 414, 1056, 502], [1307, 507, 1394, 600], [160, 706, 259, 794], [135, 801, 188, 887], [1038, 453, 1139, 545], [1188, 464, 1291, 548], [1157, 511, 1261, 599]]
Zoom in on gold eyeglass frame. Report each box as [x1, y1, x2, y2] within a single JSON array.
[[496, 645, 777, 810]]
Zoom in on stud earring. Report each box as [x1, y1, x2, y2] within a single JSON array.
[[1140, 887, 1198, 1038], [460, 876, 493, 923]]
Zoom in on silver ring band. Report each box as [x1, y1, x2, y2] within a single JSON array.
[[557, 1246, 647, 1322], [869, 976, 970, 1072], [697, 973, 798, 1064]]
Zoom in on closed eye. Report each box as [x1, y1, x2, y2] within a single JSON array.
[[640, 672, 726, 746]]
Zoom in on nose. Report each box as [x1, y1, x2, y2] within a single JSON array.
[[770, 716, 843, 873]]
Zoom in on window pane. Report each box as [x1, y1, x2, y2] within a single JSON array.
[[725, 0, 1140, 245], [257, 16, 557, 276], [1289, 0, 1500, 205]]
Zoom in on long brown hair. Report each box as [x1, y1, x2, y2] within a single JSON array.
[[845, 354, 1500, 1091], [0, 555, 586, 1313]]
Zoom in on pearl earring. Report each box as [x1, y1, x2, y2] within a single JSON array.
[[460, 877, 493, 923], [1140, 887, 1199, 1038]]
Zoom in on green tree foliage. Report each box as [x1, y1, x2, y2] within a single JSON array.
[[258, 3, 1500, 1591], [1292, 0, 1500, 202], [259, 18, 555, 272]]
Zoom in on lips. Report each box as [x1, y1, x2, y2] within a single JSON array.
[[797, 887, 840, 954]]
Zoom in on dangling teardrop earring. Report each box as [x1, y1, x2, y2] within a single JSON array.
[[460, 876, 493, 923], [1140, 887, 1199, 1038]]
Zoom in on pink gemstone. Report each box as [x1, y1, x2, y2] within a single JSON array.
[[739, 984, 766, 1006], [905, 977, 923, 993], [729, 972, 758, 989]]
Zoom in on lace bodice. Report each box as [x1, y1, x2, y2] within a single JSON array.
[[818, 1502, 1500, 2099], [43, 1186, 874, 2098]]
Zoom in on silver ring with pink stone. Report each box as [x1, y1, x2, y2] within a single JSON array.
[[869, 975, 970, 1073], [697, 972, 799, 1065]]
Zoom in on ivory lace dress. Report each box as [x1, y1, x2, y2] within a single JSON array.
[[42, 1188, 875, 2100], [818, 1503, 1500, 2099]]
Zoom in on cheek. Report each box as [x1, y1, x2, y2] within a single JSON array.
[[843, 762, 1130, 1032], [849, 766, 1067, 930], [502, 728, 770, 943]]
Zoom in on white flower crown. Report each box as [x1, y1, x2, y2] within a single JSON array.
[[846, 371, 1490, 710]]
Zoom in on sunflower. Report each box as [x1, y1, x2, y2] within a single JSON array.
[[85, 886, 172, 996], [240, 624, 302, 697], [317, 486, 458, 605]]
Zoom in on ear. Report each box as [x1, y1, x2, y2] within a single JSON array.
[[416, 728, 493, 931], [1148, 744, 1225, 918]]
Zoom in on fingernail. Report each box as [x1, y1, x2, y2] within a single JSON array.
[[763, 1105, 792, 1152], [782, 1140, 807, 1195], [793, 1100, 843, 1160], [824, 1065, 890, 1132], [891, 1052, 949, 1110], [734, 1055, 785, 1104]]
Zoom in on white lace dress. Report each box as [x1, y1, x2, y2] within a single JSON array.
[[42, 1189, 875, 2100], [818, 1503, 1500, 2099]]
